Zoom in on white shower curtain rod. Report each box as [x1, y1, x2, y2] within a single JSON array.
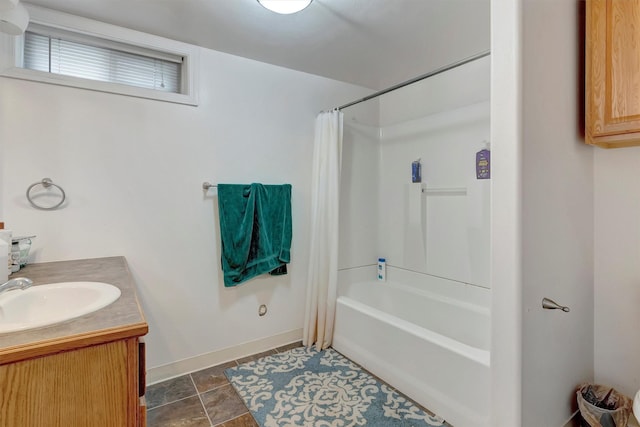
[[335, 49, 491, 111]]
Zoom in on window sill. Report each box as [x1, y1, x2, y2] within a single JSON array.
[[1, 66, 199, 106]]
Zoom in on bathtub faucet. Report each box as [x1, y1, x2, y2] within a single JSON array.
[[0, 277, 33, 296]]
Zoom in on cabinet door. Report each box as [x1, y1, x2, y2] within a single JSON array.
[[0, 340, 131, 427], [587, 0, 640, 147]]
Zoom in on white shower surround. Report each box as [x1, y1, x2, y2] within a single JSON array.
[[377, 100, 491, 288], [336, 56, 492, 426]]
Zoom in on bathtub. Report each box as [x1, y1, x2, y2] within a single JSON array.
[[332, 280, 490, 427]]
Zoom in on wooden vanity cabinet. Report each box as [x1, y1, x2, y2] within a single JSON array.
[[0, 336, 146, 427], [586, 0, 640, 148]]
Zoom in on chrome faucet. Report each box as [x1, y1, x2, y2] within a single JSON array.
[[0, 277, 33, 296]]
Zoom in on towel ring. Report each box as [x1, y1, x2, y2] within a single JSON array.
[[26, 178, 66, 210]]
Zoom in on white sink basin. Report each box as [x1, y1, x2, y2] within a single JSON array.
[[0, 281, 121, 334]]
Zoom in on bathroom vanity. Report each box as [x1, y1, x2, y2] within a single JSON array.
[[0, 257, 148, 427]]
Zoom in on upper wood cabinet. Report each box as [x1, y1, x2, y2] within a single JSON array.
[[586, 0, 640, 148]]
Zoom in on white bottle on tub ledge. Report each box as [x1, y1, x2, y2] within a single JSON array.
[[377, 258, 386, 282]]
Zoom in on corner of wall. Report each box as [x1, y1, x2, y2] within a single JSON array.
[[490, 0, 524, 426]]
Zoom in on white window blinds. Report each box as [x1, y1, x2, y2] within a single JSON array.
[[23, 31, 182, 93]]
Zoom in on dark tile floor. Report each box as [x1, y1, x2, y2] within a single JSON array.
[[146, 342, 449, 427], [146, 343, 301, 427]]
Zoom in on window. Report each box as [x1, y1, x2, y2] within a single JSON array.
[[0, 6, 198, 105], [24, 31, 182, 93]]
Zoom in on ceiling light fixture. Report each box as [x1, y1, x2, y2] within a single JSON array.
[[257, 0, 312, 15]]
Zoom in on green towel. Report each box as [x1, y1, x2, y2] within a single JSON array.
[[217, 183, 292, 287]]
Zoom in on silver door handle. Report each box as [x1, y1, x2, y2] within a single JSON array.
[[542, 297, 570, 312]]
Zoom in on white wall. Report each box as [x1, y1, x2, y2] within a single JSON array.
[[491, 1, 595, 426], [594, 148, 640, 397], [379, 56, 491, 127], [0, 38, 370, 374], [520, 0, 594, 426], [490, 1, 523, 424], [339, 100, 380, 271]]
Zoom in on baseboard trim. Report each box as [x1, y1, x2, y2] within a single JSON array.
[[562, 410, 579, 427], [146, 328, 303, 385]]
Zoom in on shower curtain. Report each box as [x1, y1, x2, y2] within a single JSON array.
[[303, 109, 344, 350]]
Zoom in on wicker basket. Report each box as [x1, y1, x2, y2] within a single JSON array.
[[577, 384, 632, 427]]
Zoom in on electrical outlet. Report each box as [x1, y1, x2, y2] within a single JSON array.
[[258, 304, 267, 316]]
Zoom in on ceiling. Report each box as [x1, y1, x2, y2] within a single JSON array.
[[23, 0, 490, 90]]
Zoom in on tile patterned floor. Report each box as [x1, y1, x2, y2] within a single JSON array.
[[146, 343, 300, 427], [146, 342, 450, 427]]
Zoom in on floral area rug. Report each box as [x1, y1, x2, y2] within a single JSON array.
[[224, 346, 446, 427]]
